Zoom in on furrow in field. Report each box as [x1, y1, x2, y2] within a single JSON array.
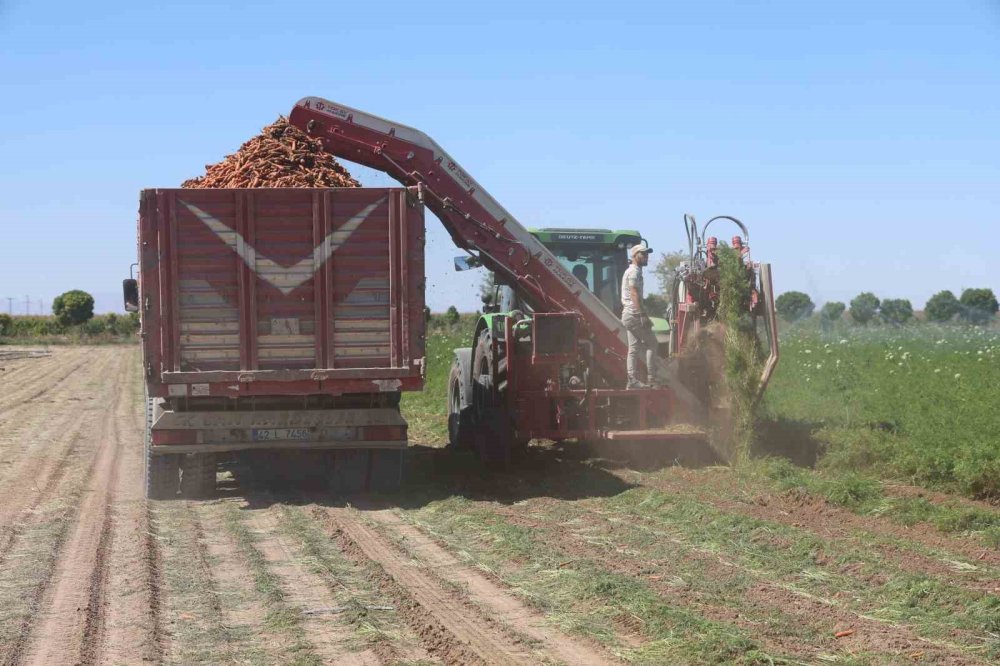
[[243, 506, 382, 665], [0, 350, 67, 403], [476, 493, 992, 664], [629, 467, 1000, 589], [153, 499, 251, 665], [0, 349, 116, 539], [313, 505, 541, 666], [19, 349, 130, 666], [362, 507, 615, 666], [0, 349, 122, 666], [0, 348, 90, 411], [0, 350, 116, 504]]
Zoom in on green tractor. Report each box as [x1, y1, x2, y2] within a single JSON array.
[[448, 227, 670, 456]]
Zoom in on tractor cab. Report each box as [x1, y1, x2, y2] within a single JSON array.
[[484, 228, 671, 354]]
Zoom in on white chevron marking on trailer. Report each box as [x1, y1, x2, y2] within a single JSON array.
[[180, 198, 385, 295]]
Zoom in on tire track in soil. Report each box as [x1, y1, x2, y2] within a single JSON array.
[[363, 507, 615, 666], [91, 351, 161, 665], [245, 507, 383, 666], [313, 506, 544, 666], [18, 348, 130, 666]]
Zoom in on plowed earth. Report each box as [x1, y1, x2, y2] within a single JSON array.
[[1, 347, 998, 665]]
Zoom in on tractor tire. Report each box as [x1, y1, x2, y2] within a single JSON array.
[[448, 359, 474, 450], [474, 407, 514, 470], [470, 329, 518, 469], [180, 453, 217, 499], [144, 396, 179, 500]]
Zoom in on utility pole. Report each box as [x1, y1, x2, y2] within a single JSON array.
[[5, 297, 12, 315], [38, 299, 43, 315]]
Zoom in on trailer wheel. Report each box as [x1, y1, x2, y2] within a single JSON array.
[[369, 449, 403, 492], [328, 449, 368, 494], [448, 359, 474, 450], [180, 453, 217, 498], [144, 396, 179, 500]]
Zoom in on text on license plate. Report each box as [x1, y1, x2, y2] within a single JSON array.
[[251, 428, 313, 441]]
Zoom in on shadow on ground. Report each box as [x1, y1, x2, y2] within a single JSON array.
[[754, 417, 825, 468], [222, 436, 729, 511]]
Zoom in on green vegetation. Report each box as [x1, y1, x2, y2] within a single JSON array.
[[765, 324, 1000, 499], [848, 291, 880, 325], [774, 290, 814, 322], [400, 313, 476, 443], [52, 289, 95, 326], [925, 290, 960, 322], [959, 287, 999, 324], [716, 245, 764, 463], [0, 312, 138, 344], [819, 300, 845, 322]]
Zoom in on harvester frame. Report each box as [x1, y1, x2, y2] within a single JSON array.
[[287, 97, 780, 465]]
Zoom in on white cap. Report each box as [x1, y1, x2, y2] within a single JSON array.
[[629, 242, 653, 258]]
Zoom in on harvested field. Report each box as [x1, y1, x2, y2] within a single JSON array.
[[0, 344, 998, 665]]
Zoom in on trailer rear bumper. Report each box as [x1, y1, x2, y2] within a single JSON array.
[[149, 407, 407, 455]]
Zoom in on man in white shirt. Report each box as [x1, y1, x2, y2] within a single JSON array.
[[621, 243, 663, 389]]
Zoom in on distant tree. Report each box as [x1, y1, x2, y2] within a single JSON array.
[[924, 290, 960, 322], [0, 313, 11, 336], [849, 292, 880, 325], [445, 305, 460, 324], [52, 290, 94, 327], [820, 301, 846, 322], [959, 288, 999, 324], [880, 298, 913, 326], [643, 293, 669, 318], [651, 250, 688, 295], [775, 291, 815, 322]]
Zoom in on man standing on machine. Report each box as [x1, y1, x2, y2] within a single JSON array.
[[621, 242, 663, 389]]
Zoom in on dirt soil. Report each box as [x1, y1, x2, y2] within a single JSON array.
[[1, 347, 998, 665]]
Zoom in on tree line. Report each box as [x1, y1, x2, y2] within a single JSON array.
[[774, 288, 999, 325]]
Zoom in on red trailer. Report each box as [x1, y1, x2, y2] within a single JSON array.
[[125, 187, 426, 498]]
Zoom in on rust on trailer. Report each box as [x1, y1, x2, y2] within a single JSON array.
[[138, 187, 426, 399]]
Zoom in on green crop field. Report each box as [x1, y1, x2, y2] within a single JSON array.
[[765, 323, 1000, 500]]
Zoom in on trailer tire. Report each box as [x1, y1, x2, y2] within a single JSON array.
[[144, 396, 179, 500], [328, 449, 368, 494], [369, 449, 403, 492], [180, 453, 217, 499], [448, 359, 474, 450]]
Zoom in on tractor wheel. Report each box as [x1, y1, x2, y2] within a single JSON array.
[[180, 453, 217, 499], [471, 330, 513, 469], [144, 396, 179, 500], [448, 359, 474, 450], [474, 407, 513, 470]]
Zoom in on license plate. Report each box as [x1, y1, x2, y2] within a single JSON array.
[[251, 428, 313, 442]]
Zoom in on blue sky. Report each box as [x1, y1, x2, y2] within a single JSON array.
[[1, 0, 998, 314]]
